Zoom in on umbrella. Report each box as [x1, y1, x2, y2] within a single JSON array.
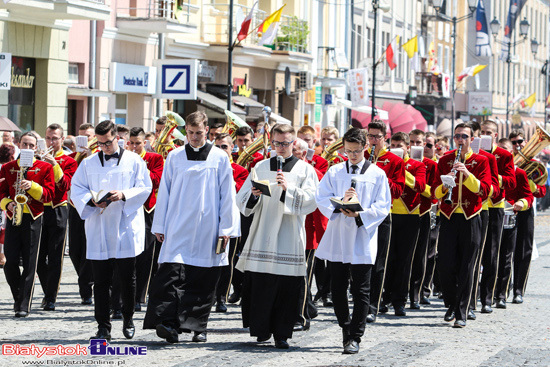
[[350, 101, 390, 133], [0, 116, 21, 132], [381, 102, 428, 134]]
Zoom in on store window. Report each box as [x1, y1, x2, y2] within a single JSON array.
[[115, 93, 127, 125], [9, 56, 36, 131], [68, 63, 79, 84]]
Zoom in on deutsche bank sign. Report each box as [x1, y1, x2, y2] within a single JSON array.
[[155, 59, 198, 100], [110, 62, 156, 94]]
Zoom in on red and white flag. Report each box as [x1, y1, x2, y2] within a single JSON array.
[[237, 2, 258, 41], [385, 36, 400, 70]]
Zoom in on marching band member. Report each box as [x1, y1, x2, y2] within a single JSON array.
[[71, 120, 152, 341], [233, 126, 263, 171], [321, 126, 346, 166], [36, 124, 78, 311], [144, 112, 240, 344], [432, 123, 491, 328], [435, 136, 450, 159], [208, 121, 225, 143], [0, 132, 55, 317], [363, 120, 405, 322], [315, 128, 391, 354], [236, 123, 318, 349], [384, 132, 426, 316]]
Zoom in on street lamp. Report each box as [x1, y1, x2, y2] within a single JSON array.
[[431, 0, 477, 147], [491, 16, 530, 129], [370, 0, 390, 117]]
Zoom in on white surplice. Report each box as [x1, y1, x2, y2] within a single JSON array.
[[151, 145, 240, 268], [71, 148, 152, 260], [315, 161, 391, 264], [235, 158, 319, 277]]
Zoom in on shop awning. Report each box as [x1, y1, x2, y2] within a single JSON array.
[[269, 112, 292, 125], [68, 86, 113, 98], [336, 99, 389, 120], [232, 95, 265, 119], [196, 91, 246, 118]]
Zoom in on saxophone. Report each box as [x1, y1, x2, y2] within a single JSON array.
[[12, 167, 29, 226]]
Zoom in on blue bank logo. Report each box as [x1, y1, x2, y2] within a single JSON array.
[[89, 339, 147, 356]]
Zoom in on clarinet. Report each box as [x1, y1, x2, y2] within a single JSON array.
[[368, 148, 376, 163], [444, 144, 462, 205]]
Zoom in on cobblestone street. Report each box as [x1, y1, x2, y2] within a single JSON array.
[[1, 213, 549, 366]]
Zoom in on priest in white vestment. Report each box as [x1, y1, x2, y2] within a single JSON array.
[[144, 111, 240, 344], [71, 120, 152, 341], [236, 123, 318, 349], [315, 128, 391, 355]]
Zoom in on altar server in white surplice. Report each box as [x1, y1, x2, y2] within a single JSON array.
[[315, 128, 391, 355], [144, 111, 240, 344], [71, 120, 152, 342], [235, 123, 318, 350]]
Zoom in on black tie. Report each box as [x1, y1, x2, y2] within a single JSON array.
[[105, 152, 120, 161], [351, 164, 358, 174]]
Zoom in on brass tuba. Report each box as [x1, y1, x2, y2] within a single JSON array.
[[153, 111, 186, 159], [12, 167, 29, 226], [321, 138, 345, 166], [514, 126, 550, 186], [222, 110, 250, 140], [236, 133, 269, 169]]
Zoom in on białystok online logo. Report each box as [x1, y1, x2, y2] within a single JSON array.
[[2, 340, 147, 358]]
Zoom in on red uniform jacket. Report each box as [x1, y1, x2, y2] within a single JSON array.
[[489, 146, 516, 206], [142, 151, 164, 213], [365, 148, 406, 200], [50, 151, 77, 207], [395, 157, 426, 213], [419, 157, 438, 216], [308, 154, 328, 175], [0, 159, 55, 219], [232, 151, 263, 172], [231, 162, 249, 193], [433, 149, 492, 220], [478, 150, 500, 204], [506, 167, 533, 209], [306, 163, 328, 250]]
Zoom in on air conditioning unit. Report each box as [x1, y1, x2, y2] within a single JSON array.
[[298, 71, 313, 91]]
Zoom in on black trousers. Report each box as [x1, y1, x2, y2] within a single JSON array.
[[495, 225, 516, 301], [68, 205, 93, 300], [313, 258, 331, 300], [241, 271, 301, 340], [368, 214, 391, 315], [479, 208, 504, 306], [513, 207, 534, 297], [144, 263, 220, 333], [37, 205, 68, 303], [227, 237, 243, 297], [4, 214, 43, 313], [296, 249, 318, 324], [410, 213, 431, 304], [384, 214, 420, 307], [438, 214, 481, 322], [216, 239, 237, 301], [470, 209, 490, 310], [91, 257, 136, 331], [422, 215, 440, 298], [135, 210, 157, 303], [329, 262, 372, 343]]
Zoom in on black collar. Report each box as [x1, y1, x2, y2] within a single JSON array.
[[346, 160, 370, 174], [185, 142, 213, 161], [99, 148, 124, 167], [270, 155, 299, 172]]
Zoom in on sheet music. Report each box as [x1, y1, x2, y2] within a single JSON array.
[[76, 136, 88, 153], [19, 149, 34, 167]]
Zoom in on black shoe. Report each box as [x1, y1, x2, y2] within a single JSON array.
[[394, 305, 406, 316], [481, 305, 493, 314], [467, 310, 477, 320], [257, 334, 271, 342], [274, 339, 289, 349], [409, 302, 420, 310], [444, 308, 455, 322], [156, 324, 178, 343], [111, 309, 123, 319], [134, 303, 142, 312], [15, 311, 28, 318], [122, 318, 135, 339], [293, 320, 310, 332], [227, 292, 241, 304], [81, 297, 93, 305], [453, 320, 466, 328], [378, 305, 389, 314], [192, 331, 207, 343], [496, 299, 506, 309], [322, 296, 333, 307], [43, 301, 55, 311], [343, 339, 360, 354], [366, 314, 376, 323], [41, 298, 47, 308], [215, 301, 227, 313], [91, 328, 111, 341], [512, 295, 523, 304], [419, 296, 431, 305]]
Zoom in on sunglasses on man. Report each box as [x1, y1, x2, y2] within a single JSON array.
[[511, 140, 524, 146], [215, 144, 229, 150]]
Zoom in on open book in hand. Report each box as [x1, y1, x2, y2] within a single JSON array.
[[90, 190, 114, 207], [331, 197, 364, 213], [251, 168, 272, 197]]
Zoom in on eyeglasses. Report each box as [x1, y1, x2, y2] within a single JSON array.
[[425, 143, 434, 149], [215, 144, 229, 150], [272, 140, 295, 148], [45, 136, 61, 141], [97, 137, 116, 147], [344, 149, 363, 155], [453, 134, 470, 140], [511, 139, 524, 145], [367, 134, 384, 140]]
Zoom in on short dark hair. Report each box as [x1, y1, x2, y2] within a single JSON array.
[[156, 116, 167, 126], [509, 129, 524, 140], [498, 138, 511, 145], [367, 119, 387, 136], [209, 121, 225, 129], [343, 127, 366, 146], [95, 120, 117, 136], [235, 126, 254, 137], [186, 111, 208, 128], [455, 122, 473, 136], [215, 133, 231, 142], [130, 127, 145, 138], [0, 143, 15, 164], [469, 120, 481, 134], [47, 123, 64, 135], [20, 131, 39, 143], [409, 129, 425, 138], [78, 123, 94, 131], [391, 132, 410, 145], [117, 124, 130, 134]]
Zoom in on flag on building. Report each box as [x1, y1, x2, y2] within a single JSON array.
[[457, 64, 487, 82], [475, 0, 492, 57], [427, 41, 440, 75], [385, 36, 400, 70], [258, 4, 286, 46], [500, 0, 528, 60], [237, 2, 258, 41], [521, 93, 536, 108], [546, 92, 550, 106], [402, 36, 418, 58]]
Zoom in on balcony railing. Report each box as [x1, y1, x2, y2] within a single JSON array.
[[117, 0, 195, 24], [416, 72, 444, 97], [273, 15, 309, 53]]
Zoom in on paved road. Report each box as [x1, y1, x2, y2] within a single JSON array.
[[1, 212, 549, 366]]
